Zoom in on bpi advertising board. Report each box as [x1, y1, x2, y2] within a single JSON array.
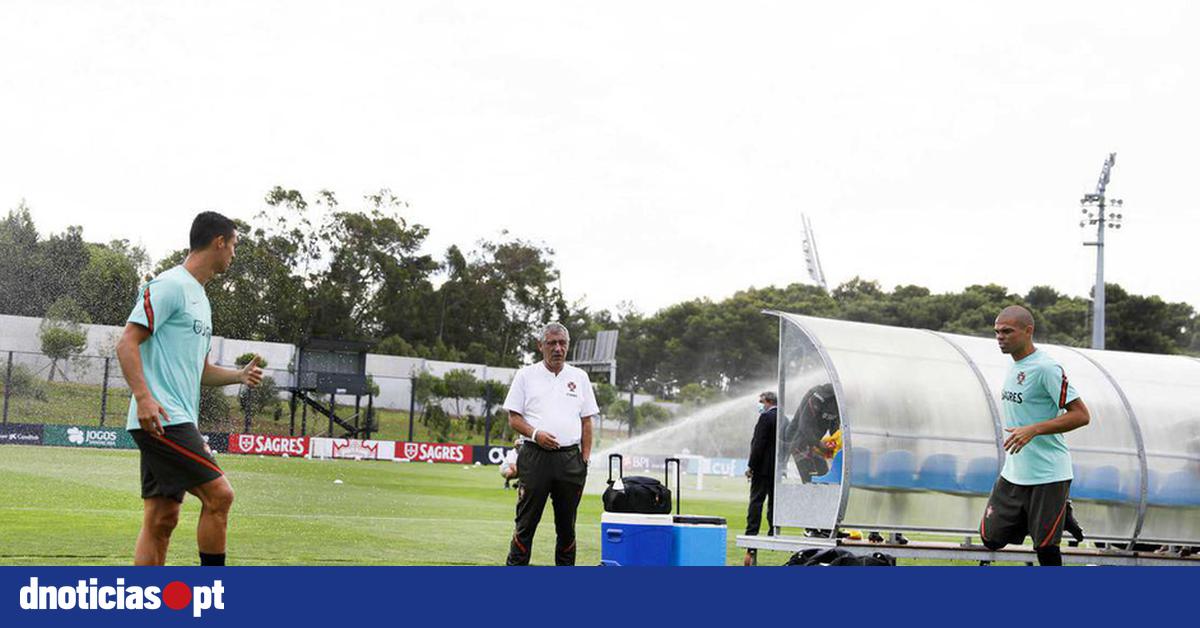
[[309, 437, 396, 461]]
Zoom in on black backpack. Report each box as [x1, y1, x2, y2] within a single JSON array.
[[602, 454, 679, 515]]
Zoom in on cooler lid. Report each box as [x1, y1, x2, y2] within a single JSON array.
[[673, 515, 727, 526], [601, 512, 675, 526]]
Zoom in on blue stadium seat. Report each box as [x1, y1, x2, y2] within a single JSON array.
[[916, 453, 960, 492], [1075, 465, 1121, 502], [1119, 469, 1159, 504], [1152, 471, 1200, 507], [812, 450, 843, 485], [871, 450, 917, 490], [961, 457, 999, 494], [849, 448, 872, 487]]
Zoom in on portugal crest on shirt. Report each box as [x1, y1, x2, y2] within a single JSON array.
[[1017, 371, 1026, 385], [567, 381, 577, 392]]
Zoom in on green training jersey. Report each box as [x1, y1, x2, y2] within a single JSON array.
[[125, 265, 212, 431], [999, 348, 1079, 485]]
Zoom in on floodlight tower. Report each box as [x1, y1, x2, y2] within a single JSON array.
[[801, 214, 828, 291], [1079, 152, 1125, 350]]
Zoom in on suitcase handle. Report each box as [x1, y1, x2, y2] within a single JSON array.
[[665, 457, 681, 514], [608, 453, 623, 484]]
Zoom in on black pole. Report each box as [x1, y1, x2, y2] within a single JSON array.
[[366, 394, 374, 440], [301, 400, 308, 436], [628, 389, 635, 437], [289, 392, 297, 436], [484, 413, 491, 448], [407, 379, 416, 442], [99, 357, 110, 426], [354, 395, 361, 436], [2, 351, 12, 424], [328, 393, 335, 436]]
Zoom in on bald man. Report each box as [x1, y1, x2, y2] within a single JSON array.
[[979, 305, 1090, 566]]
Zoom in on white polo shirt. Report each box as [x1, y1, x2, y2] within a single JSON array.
[[503, 361, 600, 447]]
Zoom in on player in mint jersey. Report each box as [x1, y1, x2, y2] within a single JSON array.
[[980, 305, 1090, 566], [116, 211, 264, 567]]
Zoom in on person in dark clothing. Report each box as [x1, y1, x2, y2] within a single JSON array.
[[743, 391, 779, 566], [783, 383, 840, 482]]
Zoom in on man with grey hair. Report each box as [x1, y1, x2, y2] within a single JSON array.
[[743, 390, 779, 566], [503, 322, 599, 565]]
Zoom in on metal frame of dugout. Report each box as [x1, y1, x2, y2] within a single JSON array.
[[737, 313, 1200, 566]]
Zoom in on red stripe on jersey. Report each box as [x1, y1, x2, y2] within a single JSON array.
[[1059, 369, 1068, 409], [143, 286, 155, 332]]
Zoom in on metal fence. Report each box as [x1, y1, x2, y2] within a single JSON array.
[[0, 349, 522, 445]]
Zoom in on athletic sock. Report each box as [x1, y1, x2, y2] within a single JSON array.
[[1036, 546, 1063, 567], [199, 552, 226, 566]]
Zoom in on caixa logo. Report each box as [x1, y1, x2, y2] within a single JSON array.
[[19, 577, 225, 617]]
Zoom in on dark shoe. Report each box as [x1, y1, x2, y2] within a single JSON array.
[[868, 531, 884, 544], [1064, 499, 1084, 544], [891, 533, 909, 545]]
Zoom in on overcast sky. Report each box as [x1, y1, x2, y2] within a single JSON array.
[[2, 1, 1197, 315]]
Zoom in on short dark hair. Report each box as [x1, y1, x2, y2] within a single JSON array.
[[189, 212, 237, 251]]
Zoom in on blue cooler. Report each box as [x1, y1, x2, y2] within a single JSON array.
[[671, 515, 727, 566], [601, 512, 674, 566]]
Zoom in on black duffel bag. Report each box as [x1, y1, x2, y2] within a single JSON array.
[[784, 547, 896, 566], [602, 454, 679, 515]]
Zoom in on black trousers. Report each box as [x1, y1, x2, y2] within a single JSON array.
[[506, 443, 588, 566], [745, 472, 775, 536]]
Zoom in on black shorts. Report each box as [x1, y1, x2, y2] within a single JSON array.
[[130, 423, 223, 503], [980, 476, 1071, 549]]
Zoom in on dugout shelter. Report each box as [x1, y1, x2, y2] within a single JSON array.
[[738, 313, 1200, 565]]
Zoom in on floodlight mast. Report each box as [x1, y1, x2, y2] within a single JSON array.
[[801, 213, 828, 291], [1079, 152, 1124, 350]]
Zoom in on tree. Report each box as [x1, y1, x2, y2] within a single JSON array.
[[38, 226, 90, 320], [678, 382, 719, 407], [0, 202, 43, 317], [418, 235, 569, 367], [636, 403, 673, 429], [311, 190, 438, 341], [1104, 284, 1195, 354], [442, 369, 481, 417], [39, 297, 90, 381], [235, 353, 279, 420], [77, 241, 145, 326], [479, 379, 510, 443], [593, 382, 619, 410]]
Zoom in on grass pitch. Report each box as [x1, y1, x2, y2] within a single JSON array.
[[0, 445, 998, 566], [0, 445, 788, 566]]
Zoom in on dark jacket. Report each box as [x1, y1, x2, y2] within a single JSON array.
[[747, 406, 778, 477]]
